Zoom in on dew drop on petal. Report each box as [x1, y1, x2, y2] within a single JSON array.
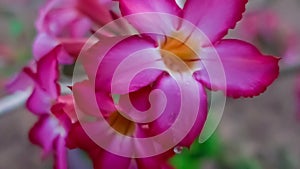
[[173, 146, 184, 154]]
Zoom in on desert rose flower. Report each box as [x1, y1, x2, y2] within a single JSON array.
[[34, 0, 119, 64], [70, 80, 186, 169], [72, 0, 279, 167], [7, 0, 281, 169], [94, 0, 279, 99]]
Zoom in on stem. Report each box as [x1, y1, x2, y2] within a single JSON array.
[[0, 90, 31, 116], [0, 82, 71, 116]]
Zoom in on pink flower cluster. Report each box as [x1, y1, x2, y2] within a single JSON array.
[[7, 0, 279, 169]]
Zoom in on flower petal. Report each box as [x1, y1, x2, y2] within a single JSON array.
[[33, 33, 85, 64], [36, 0, 91, 37], [119, 0, 181, 35], [66, 122, 131, 169], [196, 39, 279, 98], [95, 35, 164, 94], [73, 80, 115, 117], [148, 74, 207, 147], [26, 88, 55, 115], [136, 150, 175, 169], [119, 0, 181, 17], [29, 115, 59, 156], [182, 0, 247, 43], [76, 0, 113, 26], [53, 136, 68, 169]]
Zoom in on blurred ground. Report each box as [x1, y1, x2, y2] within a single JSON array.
[[220, 75, 300, 169], [0, 109, 52, 169]]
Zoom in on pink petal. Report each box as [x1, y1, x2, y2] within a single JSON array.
[[136, 150, 175, 169], [36, 0, 91, 37], [53, 136, 68, 169], [73, 80, 115, 117], [30, 112, 69, 169], [120, 0, 180, 16], [148, 74, 207, 147], [195, 39, 280, 98], [182, 0, 247, 43], [26, 50, 60, 114], [92, 150, 131, 169], [26, 88, 55, 115], [6, 67, 33, 93], [29, 115, 59, 156], [35, 51, 60, 99], [66, 122, 131, 169], [119, 0, 181, 35], [95, 35, 164, 94], [33, 33, 85, 64], [76, 0, 113, 26]]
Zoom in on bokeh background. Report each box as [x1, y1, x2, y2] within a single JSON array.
[[0, 0, 300, 168]]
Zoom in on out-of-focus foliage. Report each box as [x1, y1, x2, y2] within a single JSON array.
[[171, 132, 266, 169]]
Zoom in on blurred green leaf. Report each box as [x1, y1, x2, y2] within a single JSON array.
[[171, 133, 222, 169], [9, 19, 23, 38], [233, 158, 262, 169]]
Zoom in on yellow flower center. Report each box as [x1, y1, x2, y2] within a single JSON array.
[[108, 111, 135, 136], [160, 34, 199, 72]]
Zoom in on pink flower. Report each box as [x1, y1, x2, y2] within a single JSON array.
[[33, 0, 118, 64], [92, 0, 279, 100], [67, 122, 175, 169], [7, 48, 60, 115], [36, 0, 117, 37], [72, 0, 279, 166], [69, 80, 177, 169], [29, 95, 73, 169]]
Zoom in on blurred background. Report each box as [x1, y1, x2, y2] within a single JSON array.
[[0, 0, 300, 168]]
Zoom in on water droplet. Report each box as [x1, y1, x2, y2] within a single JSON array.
[[173, 146, 184, 154]]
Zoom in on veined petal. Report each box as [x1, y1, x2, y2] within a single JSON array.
[[196, 39, 279, 98], [182, 0, 247, 43]]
